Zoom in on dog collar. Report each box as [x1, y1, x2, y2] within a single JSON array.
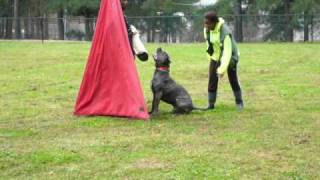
[[156, 66, 170, 71]]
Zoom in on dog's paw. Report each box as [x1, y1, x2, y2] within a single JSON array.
[[149, 111, 159, 116]]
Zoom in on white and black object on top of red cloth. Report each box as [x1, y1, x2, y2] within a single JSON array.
[[131, 25, 149, 61]]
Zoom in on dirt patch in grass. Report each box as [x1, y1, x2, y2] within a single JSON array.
[[130, 158, 173, 170], [0, 129, 37, 138]]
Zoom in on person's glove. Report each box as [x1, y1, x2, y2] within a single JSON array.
[[131, 25, 148, 62], [206, 43, 214, 56]]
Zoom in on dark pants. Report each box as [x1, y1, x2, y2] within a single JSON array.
[[208, 60, 242, 104]]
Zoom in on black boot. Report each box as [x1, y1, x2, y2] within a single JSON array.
[[207, 92, 217, 110], [233, 91, 244, 110]]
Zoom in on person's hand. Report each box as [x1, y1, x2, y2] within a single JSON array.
[[130, 25, 138, 35]]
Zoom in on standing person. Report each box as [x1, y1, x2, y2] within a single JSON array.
[[204, 11, 244, 110], [120, 0, 133, 54], [121, 0, 148, 61]]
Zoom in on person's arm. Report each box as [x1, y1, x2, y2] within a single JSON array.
[[123, 15, 134, 55], [124, 15, 133, 36], [217, 35, 232, 75]]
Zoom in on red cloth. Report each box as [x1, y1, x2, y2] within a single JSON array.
[[74, 0, 149, 120]]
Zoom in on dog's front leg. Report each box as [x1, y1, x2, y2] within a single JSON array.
[[149, 91, 163, 116]]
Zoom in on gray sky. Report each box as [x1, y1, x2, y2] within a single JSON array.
[[198, 0, 217, 6]]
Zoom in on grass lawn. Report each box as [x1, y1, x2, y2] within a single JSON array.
[[0, 41, 319, 179]]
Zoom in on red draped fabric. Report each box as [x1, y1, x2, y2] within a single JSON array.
[[74, 0, 149, 120]]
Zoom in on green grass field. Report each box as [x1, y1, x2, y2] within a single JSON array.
[[0, 41, 319, 179]]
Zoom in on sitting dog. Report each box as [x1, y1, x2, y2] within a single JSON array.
[[149, 48, 205, 115]]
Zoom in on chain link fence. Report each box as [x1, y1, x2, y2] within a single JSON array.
[[0, 14, 319, 42]]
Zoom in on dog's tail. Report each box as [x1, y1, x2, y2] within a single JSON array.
[[193, 106, 208, 111]]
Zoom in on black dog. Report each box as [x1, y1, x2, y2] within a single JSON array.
[[149, 48, 205, 115]]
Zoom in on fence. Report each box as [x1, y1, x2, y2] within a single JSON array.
[[0, 14, 320, 43]]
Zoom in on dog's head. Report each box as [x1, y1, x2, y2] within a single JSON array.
[[153, 48, 171, 67]]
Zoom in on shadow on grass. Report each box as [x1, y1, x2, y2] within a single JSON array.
[[73, 103, 246, 127]]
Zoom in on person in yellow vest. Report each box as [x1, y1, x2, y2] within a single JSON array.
[[204, 11, 244, 110]]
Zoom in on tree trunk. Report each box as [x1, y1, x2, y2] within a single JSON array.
[[57, 9, 64, 40], [44, 15, 49, 39], [5, 0, 14, 39], [24, 8, 31, 39], [147, 19, 152, 43], [304, 11, 309, 42], [248, 0, 258, 41], [5, 18, 13, 39], [31, 17, 35, 38], [13, 0, 21, 39], [23, 17, 29, 39], [172, 30, 177, 43], [147, 28, 151, 43], [310, 13, 314, 42], [85, 18, 93, 41], [36, 18, 41, 39], [284, 0, 293, 42], [235, 0, 243, 42], [0, 18, 4, 38], [160, 31, 166, 42], [151, 19, 156, 42]]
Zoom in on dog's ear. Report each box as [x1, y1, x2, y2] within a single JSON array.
[[163, 51, 170, 63], [156, 47, 162, 53]]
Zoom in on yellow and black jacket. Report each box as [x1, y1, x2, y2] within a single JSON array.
[[204, 18, 240, 74]]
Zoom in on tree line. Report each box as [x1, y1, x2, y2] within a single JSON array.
[[0, 0, 100, 40], [0, 0, 319, 41]]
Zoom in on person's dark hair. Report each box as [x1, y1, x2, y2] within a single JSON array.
[[205, 11, 219, 23]]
